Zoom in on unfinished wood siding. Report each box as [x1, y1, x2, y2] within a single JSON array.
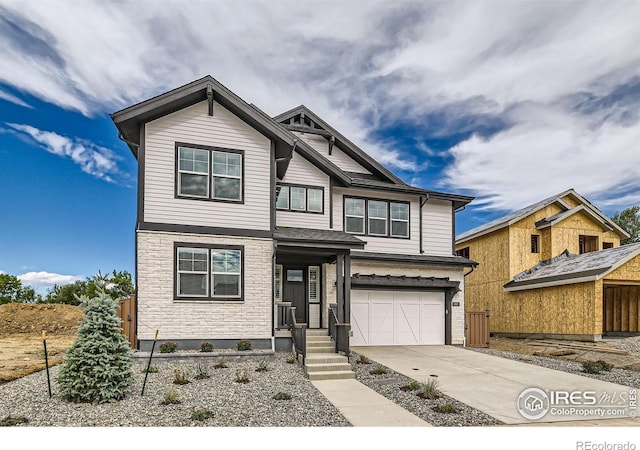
[[423, 199, 453, 256], [144, 101, 271, 230], [603, 285, 640, 332], [333, 187, 420, 254], [292, 131, 372, 174], [550, 210, 621, 256], [276, 150, 330, 229], [604, 253, 640, 282]]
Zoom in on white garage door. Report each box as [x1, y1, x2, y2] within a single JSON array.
[[350, 290, 445, 346]]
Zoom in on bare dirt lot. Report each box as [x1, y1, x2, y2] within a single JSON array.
[[0, 303, 83, 384]]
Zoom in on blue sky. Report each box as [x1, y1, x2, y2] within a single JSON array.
[[0, 1, 638, 292]]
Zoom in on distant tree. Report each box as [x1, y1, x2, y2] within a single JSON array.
[[45, 270, 134, 305], [0, 273, 41, 304], [611, 206, 640, 245]]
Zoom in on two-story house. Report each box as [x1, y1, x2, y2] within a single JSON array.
[[456, 189, 640, 341], [110, 76, 475, 361]]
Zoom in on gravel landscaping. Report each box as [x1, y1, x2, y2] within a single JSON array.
[[348, 352, 502, 426], [0, 352, 350, 427], [470, 347, 640, 389], [606, 336, 640, 356]]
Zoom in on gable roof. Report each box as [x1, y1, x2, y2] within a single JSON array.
[[503, 243, 640, 291], [457, 189, 629, 244]]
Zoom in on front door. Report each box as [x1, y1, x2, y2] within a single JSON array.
[[283, 267, 307, 324]]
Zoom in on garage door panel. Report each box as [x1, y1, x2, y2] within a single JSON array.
[[421, 302, 445, 345], [396, 300, 420, 345], [371, 300, 394, 345], [351, 294, 370, 346]]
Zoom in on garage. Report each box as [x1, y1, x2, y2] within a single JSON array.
[[350, 290, 445, 346]]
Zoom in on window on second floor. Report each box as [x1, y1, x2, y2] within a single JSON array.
[[603, 242, 614, 249], [579, 235, 599, 254], [276, 184, 324, 213], [176, 145, 243, 202], [344, 197, 410, 238], [456, 247, 470, 258], [531, 234, 540, 253]]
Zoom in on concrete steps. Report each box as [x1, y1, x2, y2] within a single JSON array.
[[304, 329, 355, 380]]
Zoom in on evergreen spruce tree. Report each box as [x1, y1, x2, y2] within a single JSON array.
[[57, 289, 133, 403]]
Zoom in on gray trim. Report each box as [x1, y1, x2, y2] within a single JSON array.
[[445, 290, 453, 345], [134, 223, 139, 350], [274, 227, 365, 248], [336, 255, 344, 322], [138, 338, 275, 352], [283, 123, 333, 137], [451, 206, 456, 255], [503, 268, 606, 290], [329, 178, 334, 229], [350, 251, 477, 267], [139, 222, 272, 238], [275, 337, 293, 351], [344, 254, 351, 323], [270, 141, 276, 232], [350, 274, 460, 291], [138, 124, 145, 224]]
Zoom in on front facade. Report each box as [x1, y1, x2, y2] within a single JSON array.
[[456, 189, 640, 341], [112, 76, 475, 351]]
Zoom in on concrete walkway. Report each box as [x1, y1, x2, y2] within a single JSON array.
[[312, 379, 431, 426], [353, 345, 637, 425]]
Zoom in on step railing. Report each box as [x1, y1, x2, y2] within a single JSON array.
[[289, 306, 307, 363], [328, 304, 350, 355], [275, 302, 292, 330]]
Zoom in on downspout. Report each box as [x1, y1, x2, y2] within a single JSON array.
[[419, 194, 429, 254]]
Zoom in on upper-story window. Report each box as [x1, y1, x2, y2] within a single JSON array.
[[531, 234, 540, 253], [456, 247, 470, 258], [603, 242, 614, 249], [176, 144, 243, 202], [276, 184, 324, 213], [579, 235, 598, 254], [344, 197, 410, 238]]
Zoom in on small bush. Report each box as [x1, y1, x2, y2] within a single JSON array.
[[173, 368, 190, 385], [237, 339, 252, 351], [596, 360, 613, 372], [161, 388, 181, 405], [235, 368, 250, 383], [200, 342, 214, 353], [418, 377, 441, 400], [369, 364, 387, 375], [214, 357, 229, 369], [286, 353, 296, 364], [400, 380, 422, 392], [191, 408, 215, 421], [433, 403, 457, 414], [0, 416, 29, 426], [142, 366, 158, 374], [255, 360, 270, 373], [194, 363, 210, 380], [273, 392, 292, 401], [159, 341, 178, 354], [582, 361, 604, 374], [357, 354, 371, 364]]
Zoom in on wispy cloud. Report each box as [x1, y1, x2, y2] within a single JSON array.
[[0, 88, 31, 108], [6, 123, 123, 183], [18, 271, 83, 289]]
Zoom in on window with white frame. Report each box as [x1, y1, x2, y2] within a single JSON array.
[[176, 244, 243, 300], [275, 186, 290, 210], [390, 202, 409, 237], [290, 187, 306, 211], [276, 184, 324, 213], [344, 197, 410, 238], [368, 200, 388, 236], [176, 144, 243, 202], [345, 198, 365, 234]]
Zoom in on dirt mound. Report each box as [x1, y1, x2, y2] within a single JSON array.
[[0, 303, 83, 337]]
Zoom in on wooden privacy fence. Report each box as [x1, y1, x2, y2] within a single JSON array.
[[466, 310, 490, 348], [603, 285, 640, 333], [118, 294, 137, 349]]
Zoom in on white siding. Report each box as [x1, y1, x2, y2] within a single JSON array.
[[333, 187, 420, 254], [276, 150, 331, 229], [144, 101, 271, 230], [423, 199, 454, 256], [293, 131, 372, 174]]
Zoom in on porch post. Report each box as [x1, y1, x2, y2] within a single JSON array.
[[344, 254, 351, 323], [336, 254, 344, 323]]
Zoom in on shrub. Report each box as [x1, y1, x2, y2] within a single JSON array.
[[582, 361, 604, 374], [357, 354, 371, 364], [596, 360, 613, 372], [400, 380, 422, 392], [255, 360, 270, 372], [191, 408, 215, 421], [433, 403, 457, 414], [200, 342, 214, 353], [369, 364, 387, 375], [57, 291, 133, 404], [0, 416, 29, 426], [235, 368, 250, 383], [194, 363, 210, 380], [237, 339, 252, 351], [418, 377, 441, 400], [159, 341, 178, 353], [161, 388, 181, 405], [286, 353, 296, 364], [142, 366, 158, 374], [173, 368, 190, 385], [214, 357, 229, 369], [273, 392, 292, 401]]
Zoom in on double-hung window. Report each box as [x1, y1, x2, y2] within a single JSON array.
[[176, 145, 243, 202], [176, 244, 243, 300], [276, 184, 324, 213], [344, 197, 410, 238]]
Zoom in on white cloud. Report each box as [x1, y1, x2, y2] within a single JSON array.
[[6, 123, 122, 183], [0, 89, 32, 108], [18, 271, 83, 289]]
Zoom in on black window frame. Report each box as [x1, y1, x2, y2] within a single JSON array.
[[531, 234, 540, 253], [456, 247, 470, 258], [603, 242, 614, 250], [175, 143, 245, 204], [275, 183, 324, 214], [174, 242, 244, 301], [343, 196, 411, 239]]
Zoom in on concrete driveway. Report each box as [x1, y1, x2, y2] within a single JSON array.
[[353, 345, 639, 425]]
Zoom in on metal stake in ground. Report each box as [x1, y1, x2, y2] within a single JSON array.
[[141, 329, 159, 397], [42, 330, 52, 398]]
